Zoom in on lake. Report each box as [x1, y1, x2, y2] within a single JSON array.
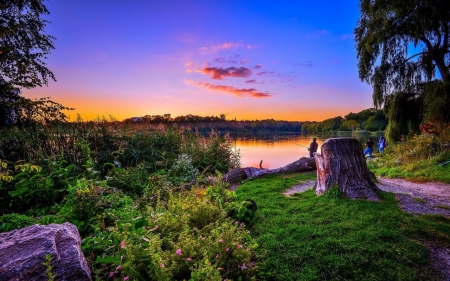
[[232, 132, 383, 169]]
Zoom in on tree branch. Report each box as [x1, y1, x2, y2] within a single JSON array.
[[403, 52, 428, 63], [420, 36, 434, 53], [443, 22, 449, 51]]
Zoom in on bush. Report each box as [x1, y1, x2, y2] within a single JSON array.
[[83, 190, 257, 280], [0, 213, 36, 232]]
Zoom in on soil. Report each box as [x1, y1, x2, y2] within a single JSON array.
[[283, 177, 450, 280]]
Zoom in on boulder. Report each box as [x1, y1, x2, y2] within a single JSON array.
[[0, 222, 92, 281]]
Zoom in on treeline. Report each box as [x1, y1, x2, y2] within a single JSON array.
[[301, 108, 387, 134], [120, 109, 387, 135], [123, 114, 303, 134]]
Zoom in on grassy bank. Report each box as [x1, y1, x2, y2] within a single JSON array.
[[236, 172, 450, 280], [367, 133, 450, 183]]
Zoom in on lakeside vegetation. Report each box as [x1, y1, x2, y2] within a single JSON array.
[[1, 119, 449, 280]]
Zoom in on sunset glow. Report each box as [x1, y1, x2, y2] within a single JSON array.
[[25, 0, 373, 122]]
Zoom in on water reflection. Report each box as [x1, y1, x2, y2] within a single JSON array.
[[232, 132, 382, 169]]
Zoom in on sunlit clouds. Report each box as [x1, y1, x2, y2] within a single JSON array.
[[199, 66, 252, 80], [24, 0, 374, 122], [184, 80, 272, 98]]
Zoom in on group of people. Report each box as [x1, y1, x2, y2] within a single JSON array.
[[363, 136, 388, 159], [307, 135, 400, 159]]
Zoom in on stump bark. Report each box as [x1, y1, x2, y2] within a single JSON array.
[[313, 138, 380, 201], [222, 157, 316, 183]]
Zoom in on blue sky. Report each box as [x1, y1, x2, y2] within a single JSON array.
[[26, 0, 374, 121]]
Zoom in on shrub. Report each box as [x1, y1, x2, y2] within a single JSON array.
[[0, 213, 36, 232], [83, 191, 257, 281]]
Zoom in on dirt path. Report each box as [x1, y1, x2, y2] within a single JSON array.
[[376, 177, 450, 216]]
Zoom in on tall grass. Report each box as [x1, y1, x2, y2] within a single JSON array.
[[367, 131, 450, 182], [0, 121, 240, 214]]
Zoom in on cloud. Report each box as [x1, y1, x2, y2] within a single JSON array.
[[199, 66, 252, 79], [254, 64, 262, 69], [340, 34, 355, 40], [245, 79, 264, 84], [241, 59, 250, 64], [256, 71, 275, 76], [295, 61, 315, 67], [213, 57, 239, 64], [198, 42, 254, 54], [184, 80, 272, 98], [306, 29, 328, 39]]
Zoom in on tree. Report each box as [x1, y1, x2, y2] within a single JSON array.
[[340, 119, 360, 131], [0, 0, 70, 127], [314, 138, 380, 201], [0, 0, 55, 88], [355, 0, 450, 136]]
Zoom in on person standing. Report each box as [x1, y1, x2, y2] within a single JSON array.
[[378, 136, 387, 152], [308, 138, 318, 157], [364, 137, 374, 159]]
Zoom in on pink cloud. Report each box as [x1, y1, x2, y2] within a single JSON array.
[[199, 67, 252, 79], [254, 64, 262, 69], [213, 57, 239, 64], [256, 71, 275, 76], [184, 80, 272, 98]]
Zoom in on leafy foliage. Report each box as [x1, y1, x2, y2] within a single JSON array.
[[355, 0, 450, 106], [0, 0, 55, 88]]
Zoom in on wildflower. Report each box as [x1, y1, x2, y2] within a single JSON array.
[[176, 249, 182, 256], [240, 223, 244, 227], [120, 241, 126, 249], [235, 221, 239, 225], [241, 263, 247, 270], [218, 238, 223, 243], [237, 245, 242, 249], [226, 247, 229, 252], [216, 254, 219, 259], [247, 231, 250, 234], [109, 272, 114, 278], [246, 247, 250, 251], [187, 257, 192, 261], [193, 227, 197, 231], [124, 277, 129, 281], [116, 265, 121, 271], [160, 263, 165, 268]]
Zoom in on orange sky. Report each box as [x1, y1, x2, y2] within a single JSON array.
[[25, 0, 374, 122]]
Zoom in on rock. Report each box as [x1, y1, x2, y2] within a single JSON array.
[[0, 222, 92, 281]]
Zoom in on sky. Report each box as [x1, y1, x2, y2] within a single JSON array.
[[25, 0, 374, 122]]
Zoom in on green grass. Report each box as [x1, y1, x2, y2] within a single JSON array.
[[367, 153, 450, 183], [413, 197, 427, 204], [236, 172, 450, 281], [436, 204, 450, 210]]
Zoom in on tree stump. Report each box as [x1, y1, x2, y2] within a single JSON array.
[[222, 157, 316, 183], [313, 138, 380, 201]]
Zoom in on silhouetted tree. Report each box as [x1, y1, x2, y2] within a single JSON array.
[[355, 0, 450, 139], [0, 0, 69, 127]]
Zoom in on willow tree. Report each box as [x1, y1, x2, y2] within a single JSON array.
[[355, 0, 450, 140]]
